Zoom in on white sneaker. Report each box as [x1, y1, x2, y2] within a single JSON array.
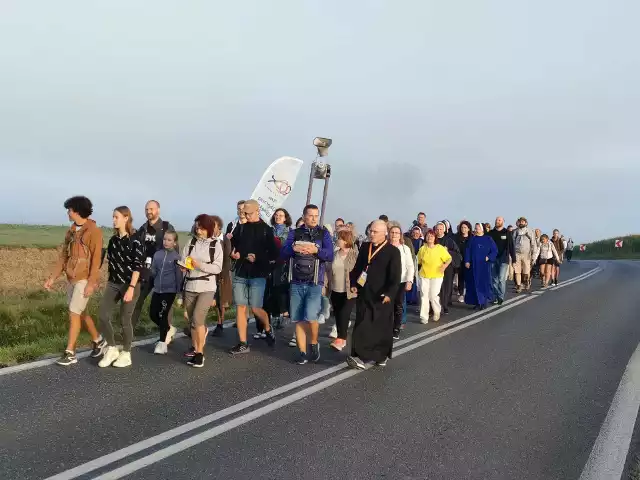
[[328, 325, 338, 339], [154, 341, 168, 355], [433, 312, 441, 322], [420, 317, 429, 325], [165, 326, 177, 345], [288, 336, 297, 347], [113, 351, 132, 368], [317, 314, 326, 325], [98, 346, 120, 368], [458, 295, 464, 303]]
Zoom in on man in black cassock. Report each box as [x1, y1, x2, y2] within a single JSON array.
[[347, 220, 401, 369], [435, 222, 461, 314]]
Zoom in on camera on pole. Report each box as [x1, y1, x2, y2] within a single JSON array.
[[306, 137, 332, 226]]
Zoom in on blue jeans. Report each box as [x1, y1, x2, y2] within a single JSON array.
[[232, 276, 267, 308], [290, 283, 323, 322], [491, 262, 509, 301]]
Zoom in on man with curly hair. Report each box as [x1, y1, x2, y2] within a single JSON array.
[[44, 196, 105, 366]]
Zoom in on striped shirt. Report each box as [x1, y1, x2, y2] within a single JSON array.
[[106, 233, 145, 284]]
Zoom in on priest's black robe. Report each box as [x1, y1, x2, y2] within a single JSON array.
[[349, 241, 402, 362]]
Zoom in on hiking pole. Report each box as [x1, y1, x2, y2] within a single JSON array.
[[306, 137, 332, 226]]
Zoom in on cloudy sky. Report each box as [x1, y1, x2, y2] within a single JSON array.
[[1, 1, 638, 242]]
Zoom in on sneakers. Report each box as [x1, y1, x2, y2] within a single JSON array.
[[554, 279, 558, 286], [188, 352, 204, 368], [296, 351, 308, 365], [328, 325, 338, 339], [265, 329, 276, 347], [211, 324, 224, 337], [420, 317, 429, 325], [433, 312, 441, 322], [90, 338, 107, 358], [400, 324, 406, 330], [183, 347, 196, 358], [309, 343, 320, 362], [154, 341, 168, 355], [346, 356, 366, 370], [288, 336, 297, 347], [376, 358, 388, 367], [330, 338, 346, 351], [458, 295, 465, 303], [317, 313, 326, 325], [392, 329, 400, 340], [253, 332, 266, 340], [229, 343, 250, 355], [113, 351, 132, 368], [442, 308, 449, 315], [56, 350, 77, 366], [99, 346, 120, 368], [497, 298, 504, 305], [165, 326, 177, 345]]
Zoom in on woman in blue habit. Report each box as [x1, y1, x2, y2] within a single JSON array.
[[464, 223, 498, 310]]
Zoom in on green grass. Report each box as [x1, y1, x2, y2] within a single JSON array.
[[571, 235, 640, 260], [0, 223, 191, 249], [630, 452, 640, 480], [0, 290, 235, 367], [0, 224, 73, 249]]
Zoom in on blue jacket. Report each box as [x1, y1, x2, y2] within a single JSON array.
[[281, 226, 334, 285], [151, 249, 183, 293]]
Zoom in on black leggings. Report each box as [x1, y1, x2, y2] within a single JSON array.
[[393, 282, 407, 330], [330, 291, 356, 340], [455, 268, 466, 295], [150, 292, 177, 342]]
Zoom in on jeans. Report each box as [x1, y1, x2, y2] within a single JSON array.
[[232, 276, 267, 308], [290, 283, 323, 322], [401, 294, 407, 324], [491, 262, 509, 301]]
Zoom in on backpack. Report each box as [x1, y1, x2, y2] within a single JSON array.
[[65, 226, 92, 280], [514, 228, 532, 254], [289, 227, 325, 284], [184, 237, 218, 283]]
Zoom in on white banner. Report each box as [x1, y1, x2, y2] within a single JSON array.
[[250, 156, 304, 223]]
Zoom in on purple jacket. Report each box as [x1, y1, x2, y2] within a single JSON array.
[[281, 226, 334, 285]]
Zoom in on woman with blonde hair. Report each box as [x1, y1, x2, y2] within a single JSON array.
[[388, 223, 415, 340], [98, 206, 145, 368]]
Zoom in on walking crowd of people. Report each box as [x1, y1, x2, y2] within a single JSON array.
[[44, 196, 574, 370]]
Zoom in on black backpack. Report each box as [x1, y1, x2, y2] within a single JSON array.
[[184, 237, 218, 283], [289, 227, 325, 284]]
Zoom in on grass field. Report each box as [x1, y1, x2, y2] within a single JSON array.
[[571, 235, 640, 260], [0, 223, 225, 367]]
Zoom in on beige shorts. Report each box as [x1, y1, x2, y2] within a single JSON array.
[[512, 254, 532, 275], [184, 290, 215, 327], [67, 280, 90, 315]]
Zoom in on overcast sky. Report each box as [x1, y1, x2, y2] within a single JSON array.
[[1, 1, 638, 242]]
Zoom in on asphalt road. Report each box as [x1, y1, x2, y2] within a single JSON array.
[[1, 260, 639, 480]]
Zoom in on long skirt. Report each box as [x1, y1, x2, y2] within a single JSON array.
[[351, 297, 394, 363]]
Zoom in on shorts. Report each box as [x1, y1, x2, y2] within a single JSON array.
[[290, 283, 323, 322], [67, 280, 90, 315], [541, 258, 558, 266], [513, 253, 532, 275], [232, 276, 266, 308], [184, 290, 215, 327]]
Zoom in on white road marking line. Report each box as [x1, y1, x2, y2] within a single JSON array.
[[43, 306, 502, 480], [88, 297, 540, 480], [550, 268, 602, 291], [579, 342, 640, 480], [0, 319, 254, 377], [2, 268, 599, 377], [41, 266, 599, 480]]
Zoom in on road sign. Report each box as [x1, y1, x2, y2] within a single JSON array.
[[615, 239, 623, 248], [579, 245, 586, 252]]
